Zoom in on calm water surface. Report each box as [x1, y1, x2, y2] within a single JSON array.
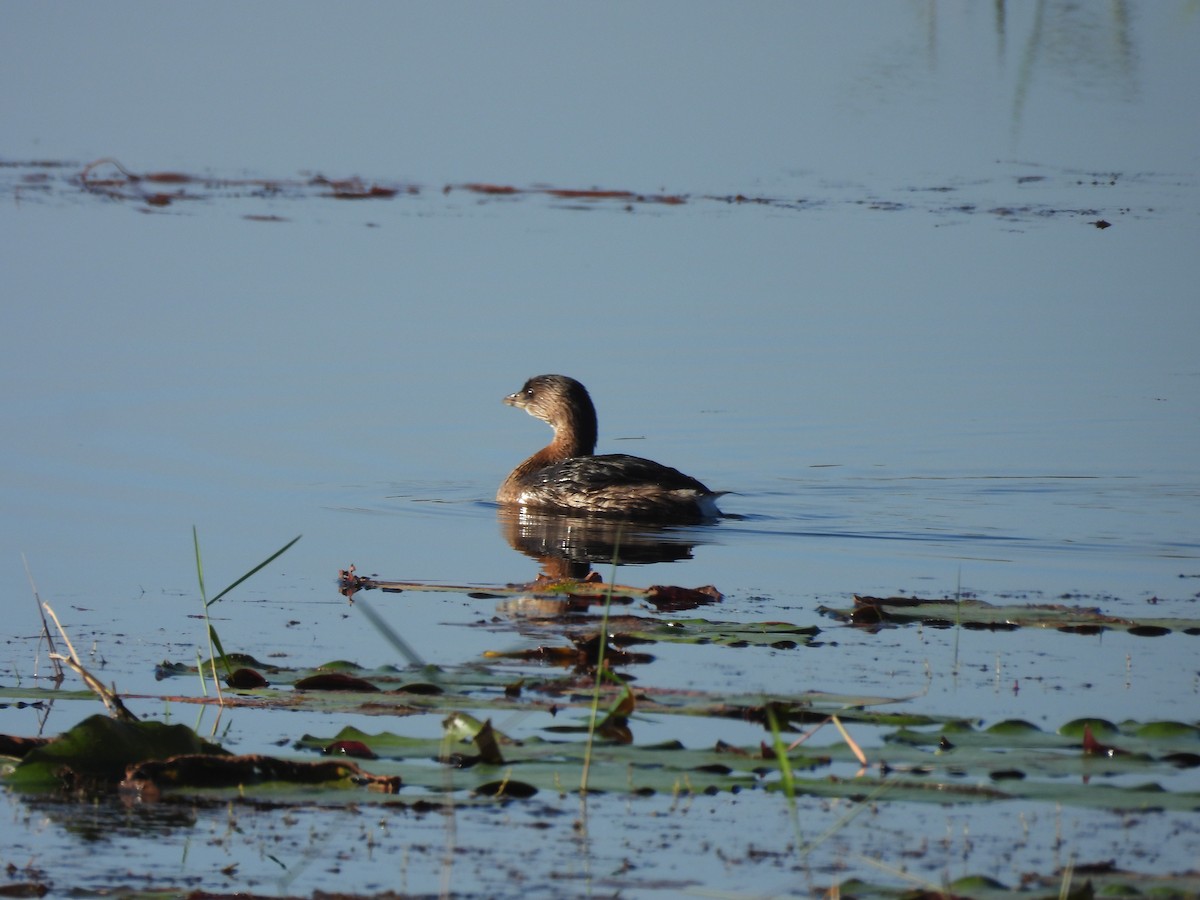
[[2, 3, 1199, 896]]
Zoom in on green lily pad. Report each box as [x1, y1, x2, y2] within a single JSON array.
[[818, 595, 1200, 634], [618, 618, 820, 648], [8, 714, 225, 788]]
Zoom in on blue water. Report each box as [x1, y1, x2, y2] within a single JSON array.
[[2, 3, 1199, 896]]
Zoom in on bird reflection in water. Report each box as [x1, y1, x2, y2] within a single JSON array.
[[494, 504, 721, 617], [498, 505, 705, 575]]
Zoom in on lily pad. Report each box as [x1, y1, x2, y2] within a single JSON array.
[[819, 595, 1200, 635], [8, 714, 225, 788], [617, 618, 820, 648]]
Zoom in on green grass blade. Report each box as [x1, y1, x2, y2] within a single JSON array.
[[193, 525, 207, 604], [206, 534, 302, 607], [208, 623, 233, 678], [765, 704, 796, 802]]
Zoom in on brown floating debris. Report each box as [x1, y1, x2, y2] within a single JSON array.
[[323, 740, 378, 760], [645, 584, 722, 611], [454, 182, 687, 207], [462, 182, 520, 194], [337, 565, 721, 606], [545, 188, 636, 200], [473, 779, 537, 799], [326, 181, 399, 199], [338, 564, 366, 599], [74, 159, 412, 208], [1, 158, 1117, 228], [472, 719, 505, 766], [1126, 625, 1171, 637], [0, 734, 52, 759], [225, 667, 269, 689], [293, 672, 380, 692], [309, 174, 402, 199], [485, 633, 654, 669], [143, 171, 192, 183]]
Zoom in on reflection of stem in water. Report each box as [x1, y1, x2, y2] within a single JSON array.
[[1012, 1, 1137, 149], [996, 0, 1007, 64], [1012, 0, 1046, 147], [577, 524, 623, 891], [581, 525, 620, 794], [952, 565, 962, 677]]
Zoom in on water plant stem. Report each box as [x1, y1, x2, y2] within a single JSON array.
[[192, 527, 301, 707]]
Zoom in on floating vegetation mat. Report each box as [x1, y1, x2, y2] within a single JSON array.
[[4, 650, 1198, 808], [0, 157, 1149, 229], [3, 571, 1199, 898]]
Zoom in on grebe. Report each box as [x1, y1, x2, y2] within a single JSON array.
[[497, 374, 722, 521]]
